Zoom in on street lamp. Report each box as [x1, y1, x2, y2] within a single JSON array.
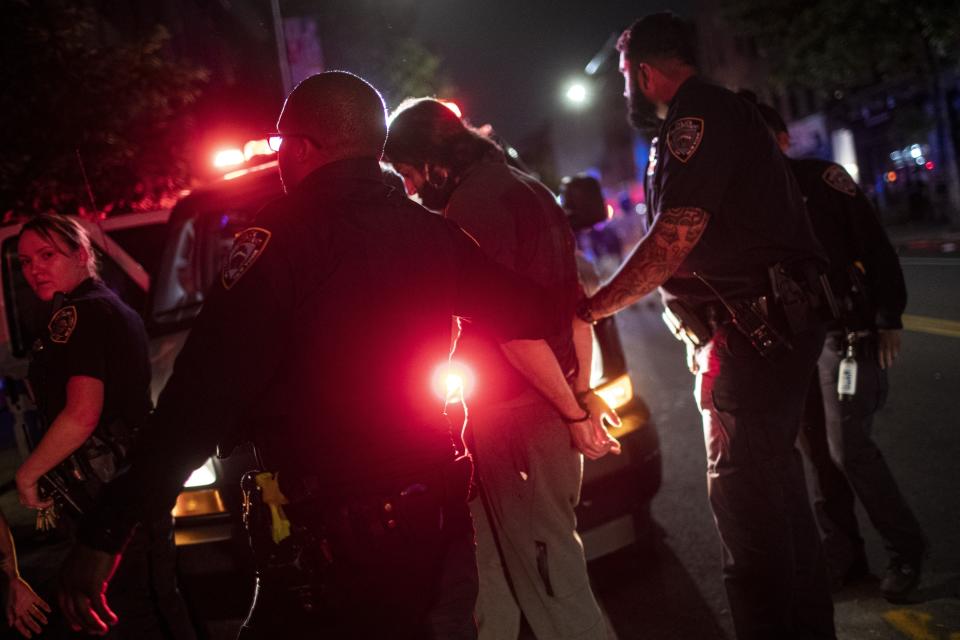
[[565, 80, 590, 107]]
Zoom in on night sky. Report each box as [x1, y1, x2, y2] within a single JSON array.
[[411, 0, 691, 142]]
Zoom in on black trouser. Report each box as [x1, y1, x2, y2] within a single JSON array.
[[238, 465, 479, 639], [695, 323, 835, 640], [801, 332, 925, 571]]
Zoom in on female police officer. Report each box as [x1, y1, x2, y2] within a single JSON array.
[[14, 214, 194, 639]]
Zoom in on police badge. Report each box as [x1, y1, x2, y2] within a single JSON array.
[[667, 117, 704, 163], [48, 306, 78, 344], [222, 227, 272, 290], [822, 165, 858, 197]]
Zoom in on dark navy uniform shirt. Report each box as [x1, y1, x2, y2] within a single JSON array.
[[80, 157, 560, 552], [789, 157, 906, 330], [445, 159, 580, 404], [28, 278, 152, 433], [648, 77, 826, 305]]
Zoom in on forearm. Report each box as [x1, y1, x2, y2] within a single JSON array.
[[0, 522, 19, 580], [571, 317, 593, 394], [587, 207, 709, 320], [16, 412, 97, 484], [500, 339, 584, 419]]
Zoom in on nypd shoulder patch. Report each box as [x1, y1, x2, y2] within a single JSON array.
[[667, 117, 704, 163], [822, 165, 857, 197], [222, 227, 272, 290], [48, 305, 78, 344]]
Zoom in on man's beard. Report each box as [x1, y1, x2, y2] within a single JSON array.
[[626, 76, 660, 135], [418, 179, 457, 213]]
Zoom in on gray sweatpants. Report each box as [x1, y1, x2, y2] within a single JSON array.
[[468, 391, 607, 640]]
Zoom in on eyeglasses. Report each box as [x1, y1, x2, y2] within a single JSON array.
[[267, 132, 322, 152]]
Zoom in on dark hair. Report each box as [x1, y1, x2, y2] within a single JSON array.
[[737, 90, 788, 134], [617, 12, 698, 68], [281, 71, 387, 158], [18, 214, 98, 275], [384, 98, 503, 178]]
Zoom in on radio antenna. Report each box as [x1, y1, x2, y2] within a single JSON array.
[[75, 149, 112, 259]]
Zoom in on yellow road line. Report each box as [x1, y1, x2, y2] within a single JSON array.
[[902, 314, 960, 339], [883, 610, 939, 640]]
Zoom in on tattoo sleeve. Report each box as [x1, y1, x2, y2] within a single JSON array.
[[588, 207, 710, 319]]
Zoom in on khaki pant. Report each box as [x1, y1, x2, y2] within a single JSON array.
[[468, 392, 608, 640]]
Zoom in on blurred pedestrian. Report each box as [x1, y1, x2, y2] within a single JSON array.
[[386, 99, 619, 640], [577, 12, 835, 639]]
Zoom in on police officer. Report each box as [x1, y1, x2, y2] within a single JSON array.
[[750, 97, 927, 599], [577, 13, 836, 639], [15, 214, 195, 639], [56, 71, 565, 639], [385, 100, 618, 640]]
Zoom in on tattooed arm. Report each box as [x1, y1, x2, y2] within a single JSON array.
[[586, 207, 710, 320]]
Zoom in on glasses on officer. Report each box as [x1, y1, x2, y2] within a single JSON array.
[[267, 133, 323, 152]]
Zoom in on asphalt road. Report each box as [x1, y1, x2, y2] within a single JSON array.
[[591, 255, 960, 640]]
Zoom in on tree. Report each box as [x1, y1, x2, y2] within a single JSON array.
[[0, 0, 209, 219], [727, 0, 960, 220]]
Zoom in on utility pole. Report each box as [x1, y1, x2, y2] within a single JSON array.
[[270, 0, 292, 95]]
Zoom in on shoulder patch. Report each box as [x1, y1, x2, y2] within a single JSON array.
[[221, 227, 272, 290], [822, 165, 857, 196], [666, 117, 704, 162], [48, 305, 78, 344]]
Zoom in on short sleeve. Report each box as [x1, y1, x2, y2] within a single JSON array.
[[49, 302, 108, 381], [656, 106, 737, 214]]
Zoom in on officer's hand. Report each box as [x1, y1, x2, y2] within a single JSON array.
[[14, 473, 53, 511], [877, 329, 902, 370], [6, 576, 50, 638], [57, 544, 120, 636]]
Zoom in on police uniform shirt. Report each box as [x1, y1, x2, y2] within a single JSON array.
[[445, 158, 580, 404], [789, 157, 906, 330], [648, 77, 826, 305], [28, 278, 152, 431], [79, 157, 561, 553]]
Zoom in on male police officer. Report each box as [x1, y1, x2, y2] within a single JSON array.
[[577, 13, 836, 639], [55, 71, 568, 639], [385, 99, 618, 640], [750, 98, 927, 599]]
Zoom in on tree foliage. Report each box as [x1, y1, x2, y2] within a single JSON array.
[[726, 0, 960, 93], [0, 0, 209, 219]]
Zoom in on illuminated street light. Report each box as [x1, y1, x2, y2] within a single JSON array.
[[565, 81, 589, 106]]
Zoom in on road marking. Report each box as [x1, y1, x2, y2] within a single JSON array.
[[902, 314, 960, 339], [900, 257, 960, 267], [883, 610, 939, 639]]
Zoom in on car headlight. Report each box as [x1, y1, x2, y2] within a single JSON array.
[[595, 374, 634, 411], [183, 458, 217, 488]]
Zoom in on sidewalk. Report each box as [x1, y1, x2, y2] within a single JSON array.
[[885, 222, 960, 256]]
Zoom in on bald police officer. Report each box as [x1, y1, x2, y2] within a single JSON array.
[[55, 71, 566, 639], [577, 13, 836, 639]]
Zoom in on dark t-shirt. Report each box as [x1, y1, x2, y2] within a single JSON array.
[[28, 278, 152, 432], [445, 159, 580, 404], [789, 157, 906, 329], [648, 77, 826, 305], [81, 157, 561, 552]]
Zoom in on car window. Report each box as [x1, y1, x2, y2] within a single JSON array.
[[106, 223, 167, 281], [2, 237, 147, 358], [150, 205, 259, 328]]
